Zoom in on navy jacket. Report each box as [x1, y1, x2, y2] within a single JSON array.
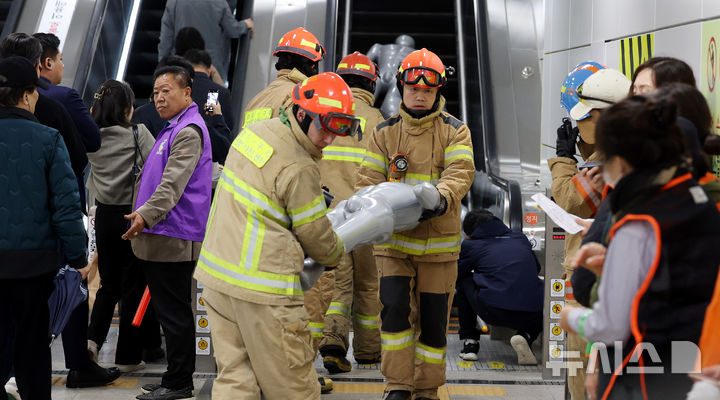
[[38, 77, 101, 152], [458, 219, 544, 312], [0, 107, 87, 279], [191, 71, 234, 131]]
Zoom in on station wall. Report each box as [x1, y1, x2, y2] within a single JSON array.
[[539, 0, 720, 171]]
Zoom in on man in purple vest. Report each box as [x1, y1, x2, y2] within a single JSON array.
[[122, 65, 212, 400]]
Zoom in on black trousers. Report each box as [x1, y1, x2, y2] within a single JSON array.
[[456, 277, 543, 342], [87, 203, 161, 364], [140, 259, 196, 389], [0, 272, 55, 400]]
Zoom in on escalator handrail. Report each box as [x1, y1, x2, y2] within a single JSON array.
[[72, 0, 108, 94], [0, 0, 24, 39], [471, 0, 523, 231], [323, 0, 338, 73], [228, 0, 255, 135]]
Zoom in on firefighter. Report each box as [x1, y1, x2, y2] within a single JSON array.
[[355, 48, 474, 400], [241, 27, 324, 128], [318, 52, 386, 373], [195, 72, 362, 399], [550, 62, 630, 400]]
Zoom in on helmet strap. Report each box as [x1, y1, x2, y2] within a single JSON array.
[[401, 93, 441, 119], [293, 104, 313, 134]]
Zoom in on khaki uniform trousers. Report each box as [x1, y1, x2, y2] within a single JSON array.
[[377, 256, 457, 400], [202, 287, 320, 400], [303, 269, 335, 353], [320, 244, 381, 361], [565, 269, 589, 400]]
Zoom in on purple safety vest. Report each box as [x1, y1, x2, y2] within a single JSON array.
[[135, 103, 212, 242]]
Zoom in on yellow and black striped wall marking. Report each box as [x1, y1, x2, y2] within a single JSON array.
[[619, 33, 655, 79]]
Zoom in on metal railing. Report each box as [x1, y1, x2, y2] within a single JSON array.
[[0, 0, 25, 39]]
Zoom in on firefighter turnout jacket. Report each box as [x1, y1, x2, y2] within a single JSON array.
[[320, 87, 385, 203], [195, 110, 344, 306], [355, 96, 475, 261], [548, 152, 602, 271], [242, 68, 308, 128]]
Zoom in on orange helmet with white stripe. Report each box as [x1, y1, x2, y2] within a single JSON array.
[[292, 72, 361, 137], [396, 48, 446, 88], [273, 27, 325, 62], [336, 52, 378, 82]]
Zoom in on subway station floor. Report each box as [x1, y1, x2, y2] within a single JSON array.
[[48, 325, 565, 400]]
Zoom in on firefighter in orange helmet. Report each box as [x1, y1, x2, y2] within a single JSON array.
[[195, 72, 360, 400], [317, 52, 385, 373], [242, 27, 324, 128], [355, 48, 475, 400]]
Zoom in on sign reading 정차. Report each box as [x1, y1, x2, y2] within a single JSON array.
[[36, 0, 79, 52]]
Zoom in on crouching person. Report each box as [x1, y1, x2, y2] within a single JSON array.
[[456, 210, 543, 364]]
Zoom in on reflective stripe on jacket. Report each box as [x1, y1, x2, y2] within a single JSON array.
[[548, 152, 602, 272], [242, 68, 308, 128], [195, 115, 343, 306], [355, 96, 475, 261], [319, 87, 384, 204]]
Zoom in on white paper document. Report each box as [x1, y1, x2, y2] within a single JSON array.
[[530, 193, 591, 234]]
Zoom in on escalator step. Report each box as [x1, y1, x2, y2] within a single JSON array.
[[353, 0, 440, 13]]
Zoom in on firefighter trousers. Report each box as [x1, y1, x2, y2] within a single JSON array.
[[303, 269, 335, 354], [320, 245, 381, 361], [377, 255, 457, 400], [202, 287, 320, 400]]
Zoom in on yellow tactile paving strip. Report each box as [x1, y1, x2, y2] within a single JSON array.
[[332, 383, 507, 398]]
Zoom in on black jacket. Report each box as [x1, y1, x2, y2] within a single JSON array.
[[35, 94, 87, 179], [191, 71, 234, 130]]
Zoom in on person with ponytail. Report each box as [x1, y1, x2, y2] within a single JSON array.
[[560, 93, 720, 399], [86, 80, 157, 372]]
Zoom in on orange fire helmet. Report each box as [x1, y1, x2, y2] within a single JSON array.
[[396, 48, 446, 88], [273, 27, 325, 62], [336, 51, 378, 81], [292, 72, 361, 137]]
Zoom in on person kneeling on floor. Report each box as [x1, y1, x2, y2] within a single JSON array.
[[456, 209, 543, 365]]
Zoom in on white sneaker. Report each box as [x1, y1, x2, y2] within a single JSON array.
[[459, 339, 479, 361], [510, 335, 537, 365], [116, 360, 146, 372], [87, 339, 99, 362]]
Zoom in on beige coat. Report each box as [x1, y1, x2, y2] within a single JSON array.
[[195, 112, 343, 306], [355, 97, 475, 262], [319, 87, 385, 204], [241, 68, 308, 128]]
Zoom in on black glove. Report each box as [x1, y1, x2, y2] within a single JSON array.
[[419, 194, 448, 222], [556, 117, 579, 161]]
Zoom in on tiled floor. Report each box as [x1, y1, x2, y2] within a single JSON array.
[[45, 327, 565, 399]]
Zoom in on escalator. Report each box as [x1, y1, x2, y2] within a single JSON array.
[[347, 0, 459, 118], [337, 0, 523, 230], [123, 0, 167, 107], [0, 0, 23, 38]]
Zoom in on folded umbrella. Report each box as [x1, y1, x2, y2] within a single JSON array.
[[48, 265, 88, 346]]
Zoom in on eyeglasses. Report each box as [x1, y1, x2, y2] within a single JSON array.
[[399, 67, 444, 87]]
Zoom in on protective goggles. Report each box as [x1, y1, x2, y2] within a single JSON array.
[[398, 67, 444, 87], [307, 110, 361, 137]]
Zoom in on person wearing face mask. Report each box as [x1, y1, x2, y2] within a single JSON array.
[[355, 48, 474, 400], [560, 93, 720, 399], [241, 28, 324, 129], [551, 62, 631, 400]]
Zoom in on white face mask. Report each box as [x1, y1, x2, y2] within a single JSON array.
[[602, 168, 617, 188]]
